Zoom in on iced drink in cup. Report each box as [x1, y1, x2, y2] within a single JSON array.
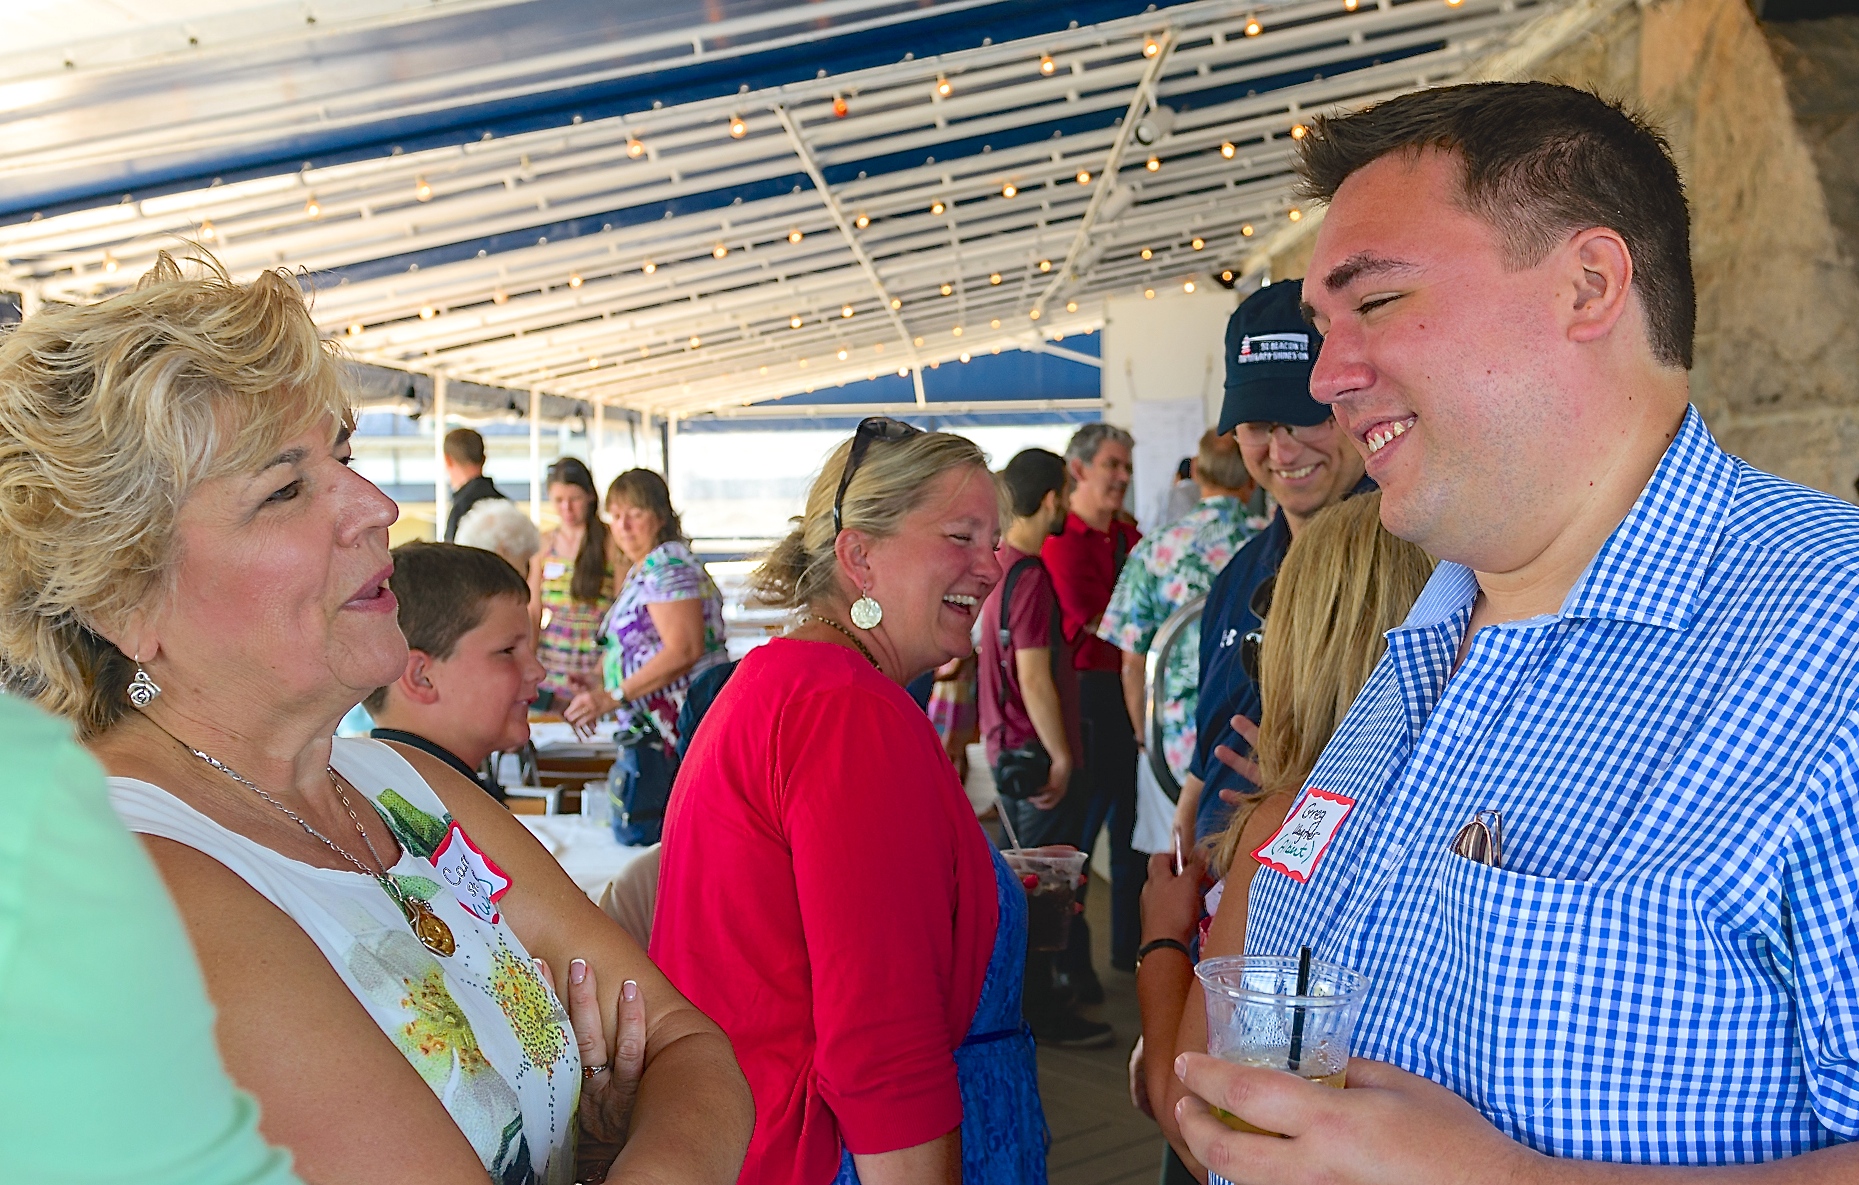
[[1195, 955, 1368, 1135], [1000, 846, 1087, 951]]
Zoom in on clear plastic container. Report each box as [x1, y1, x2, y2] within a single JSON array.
[[1001, 846, 1088, 952], [1195, 955, 1369, 1134]]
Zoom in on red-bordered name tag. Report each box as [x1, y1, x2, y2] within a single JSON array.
[[1251, 788, 1356, 884], [431, 821, 512, 924]]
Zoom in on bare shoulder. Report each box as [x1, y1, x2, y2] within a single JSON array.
[[138, 835, 485, 1184]]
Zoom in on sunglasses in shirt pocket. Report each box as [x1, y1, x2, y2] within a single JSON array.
[[1429, 852, 1593, 1154]]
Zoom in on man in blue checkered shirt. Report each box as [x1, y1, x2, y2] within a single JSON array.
[[1173, 82, 1859, 1182]]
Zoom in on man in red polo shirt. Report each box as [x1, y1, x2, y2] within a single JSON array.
[[1042, 422, 1144, 987]]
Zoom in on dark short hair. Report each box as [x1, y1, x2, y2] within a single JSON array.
[[443, 427, 486, 467], [1297, 81, 1694, 369], [999, 448, 1069, 519], [605, 468, 685, 548], [364, 542, 529, 713]]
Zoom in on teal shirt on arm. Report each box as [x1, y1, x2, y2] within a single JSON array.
[[0, 695, 302, 1184]]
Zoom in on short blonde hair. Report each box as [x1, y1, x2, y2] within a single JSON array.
[[0, 252, 349, 737], [752, 429, 993, 610], [1210, 493, 1434, 875]]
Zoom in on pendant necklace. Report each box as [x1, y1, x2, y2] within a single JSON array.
[[803, 614, 880, 669], [160, 727, 456, 957]]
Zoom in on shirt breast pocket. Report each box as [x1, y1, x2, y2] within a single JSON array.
[[1430, 853, 1591, 1152]]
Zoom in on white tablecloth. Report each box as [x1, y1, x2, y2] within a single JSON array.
[[518, 814, 653, 900]]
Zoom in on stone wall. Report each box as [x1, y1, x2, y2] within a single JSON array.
[[1269, 0, 1859, 499]]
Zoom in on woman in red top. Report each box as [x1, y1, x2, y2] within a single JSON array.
[[652, 419, 1049, 1185]]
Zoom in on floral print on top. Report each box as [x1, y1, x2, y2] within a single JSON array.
[[108, 739, 580, 1185], [598, 541, 729, 747], [1097, 496, 1259, 782]]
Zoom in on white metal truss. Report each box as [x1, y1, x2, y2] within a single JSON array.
[[0, 0, 1575, 418]]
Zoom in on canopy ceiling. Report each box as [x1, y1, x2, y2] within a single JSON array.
[[1, 0, 1579, 419]]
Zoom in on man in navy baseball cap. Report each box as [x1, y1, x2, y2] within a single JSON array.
[[1167, 277, 1372, 850]]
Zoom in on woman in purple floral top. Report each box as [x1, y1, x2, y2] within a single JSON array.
[[564, 471, 726, 844]]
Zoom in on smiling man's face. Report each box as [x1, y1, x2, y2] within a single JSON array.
[[1302, 147, 1575, 568]]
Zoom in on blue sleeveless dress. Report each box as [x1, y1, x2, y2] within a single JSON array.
[[833, 848, 1050, 1184]]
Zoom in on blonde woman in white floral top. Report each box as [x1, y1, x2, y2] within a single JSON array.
[[0, 255, 751, 1185]]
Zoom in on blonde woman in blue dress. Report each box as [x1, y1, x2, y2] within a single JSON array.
[[0, 255, 751, 1185]]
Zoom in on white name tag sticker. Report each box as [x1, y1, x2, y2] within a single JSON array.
[[542, 561, 567, 581], [1252, 788, 1357, 884], [431, 821, 512, 924]]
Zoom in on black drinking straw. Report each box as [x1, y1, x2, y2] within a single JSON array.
[[1287, 945, 1313, 1073]]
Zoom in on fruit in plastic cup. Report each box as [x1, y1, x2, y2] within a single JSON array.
[[1001, 846, 1087, 952], [1194, 955, 1368, 1135]]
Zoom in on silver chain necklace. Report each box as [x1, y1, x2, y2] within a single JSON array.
[[160, 728, 457, 957]]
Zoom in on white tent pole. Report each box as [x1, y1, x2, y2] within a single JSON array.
[[529, 388, 543, 526], [431, 372, 449, 541]]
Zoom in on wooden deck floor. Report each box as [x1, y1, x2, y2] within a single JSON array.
[[1035, 874, 1170, 1185]]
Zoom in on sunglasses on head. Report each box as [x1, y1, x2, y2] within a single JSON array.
[[833, 416, 924, 533], [1238, 573, 1276, 687]]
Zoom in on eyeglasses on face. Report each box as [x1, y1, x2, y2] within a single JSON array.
[[1238, 572, 1276, 687], [833, 416, 924, 533], [1233, 416, 1337, 447]]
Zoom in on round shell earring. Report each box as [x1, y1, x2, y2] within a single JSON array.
[[849, 594, 883, 630]]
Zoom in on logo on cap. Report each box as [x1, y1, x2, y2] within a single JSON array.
[[1236, 332, 1310, 363]]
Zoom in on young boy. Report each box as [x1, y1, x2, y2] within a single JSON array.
[[366, 542, 544, 803], [979, 448, 1112, 1048]]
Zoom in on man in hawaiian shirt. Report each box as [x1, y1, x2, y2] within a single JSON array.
[[1099, 429, 1259, 787]]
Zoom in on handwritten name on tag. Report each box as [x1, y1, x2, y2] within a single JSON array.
[[1252, 788, 1356, 884], [542, 561, 567, 581], [431, 821, 512, 924]]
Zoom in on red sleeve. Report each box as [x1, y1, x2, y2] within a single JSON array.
[[1040, 529, 1098, 647], [1006, 563, 1055, 652], [778, 688, 968, 1152]]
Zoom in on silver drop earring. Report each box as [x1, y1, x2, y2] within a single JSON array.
[[849, 592, 883, 630], [126, 657, 162, 708]]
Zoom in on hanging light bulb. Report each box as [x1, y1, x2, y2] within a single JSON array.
[[952, 326, 963, 337], [102, 253, 118, 274], [1241, 224, 1255, 237], [837, 347, 849, 360], [1038, 259, 1051, 272], [1029, 308, 1041, 320], [627, 137, 646, 158], [346, 323, 363, 337], [199, 218, 216, 241], [1141, 247, 1153, 260], [1191, 237, 1205, 250], [1076, 169, 1092, 185], [940, 283, 954, 296], [1288, 208, 1303, 222], [989, 273, 1002, 286], [959, 351, 971, 363], [568, 273, 583, 288], [854, 212, 870, 229], [1144, 288, 1156, 299], [890, 297, 902, 310], [1220, 142, 1237, 159], [898, 366, 911, 377], [588, 357, 600, 369], [931, 199, 946, 216], [1291, 124, 1308, 140], [789, 227, 804, 244], [419, 306, 436, 320], [1345, 0, 1359, 8], [642, 260, 657, 274], [689, 335, 702, 349], [1066, 300, 1078, 313], [1146, 156, 1161, 172], [1039, 55, 1057, 75], [990, 318, 1001, 329], [1221, 269, 1235, 283], [712, 243, 729, 259], [414, 176, 433, 202], [1143, 37, 1161, 57], [790, 314, 804, 329], [1184, 280, 1197, 293], [935, 76, 952, 98], [1245, 16, 1263, 35], [492, 289, 508, 304], [728, 115, 748, 138], [1002, 183, 1018, 198], [841, 304, 855, 318], [832, 94, 849, 118], [304, 194, 322, 219]]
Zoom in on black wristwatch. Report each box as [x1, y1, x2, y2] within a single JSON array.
[[1135, 937, 1193, 972]]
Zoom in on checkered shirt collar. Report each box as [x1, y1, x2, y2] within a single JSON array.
[[1397, 405, 1732, 635]]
